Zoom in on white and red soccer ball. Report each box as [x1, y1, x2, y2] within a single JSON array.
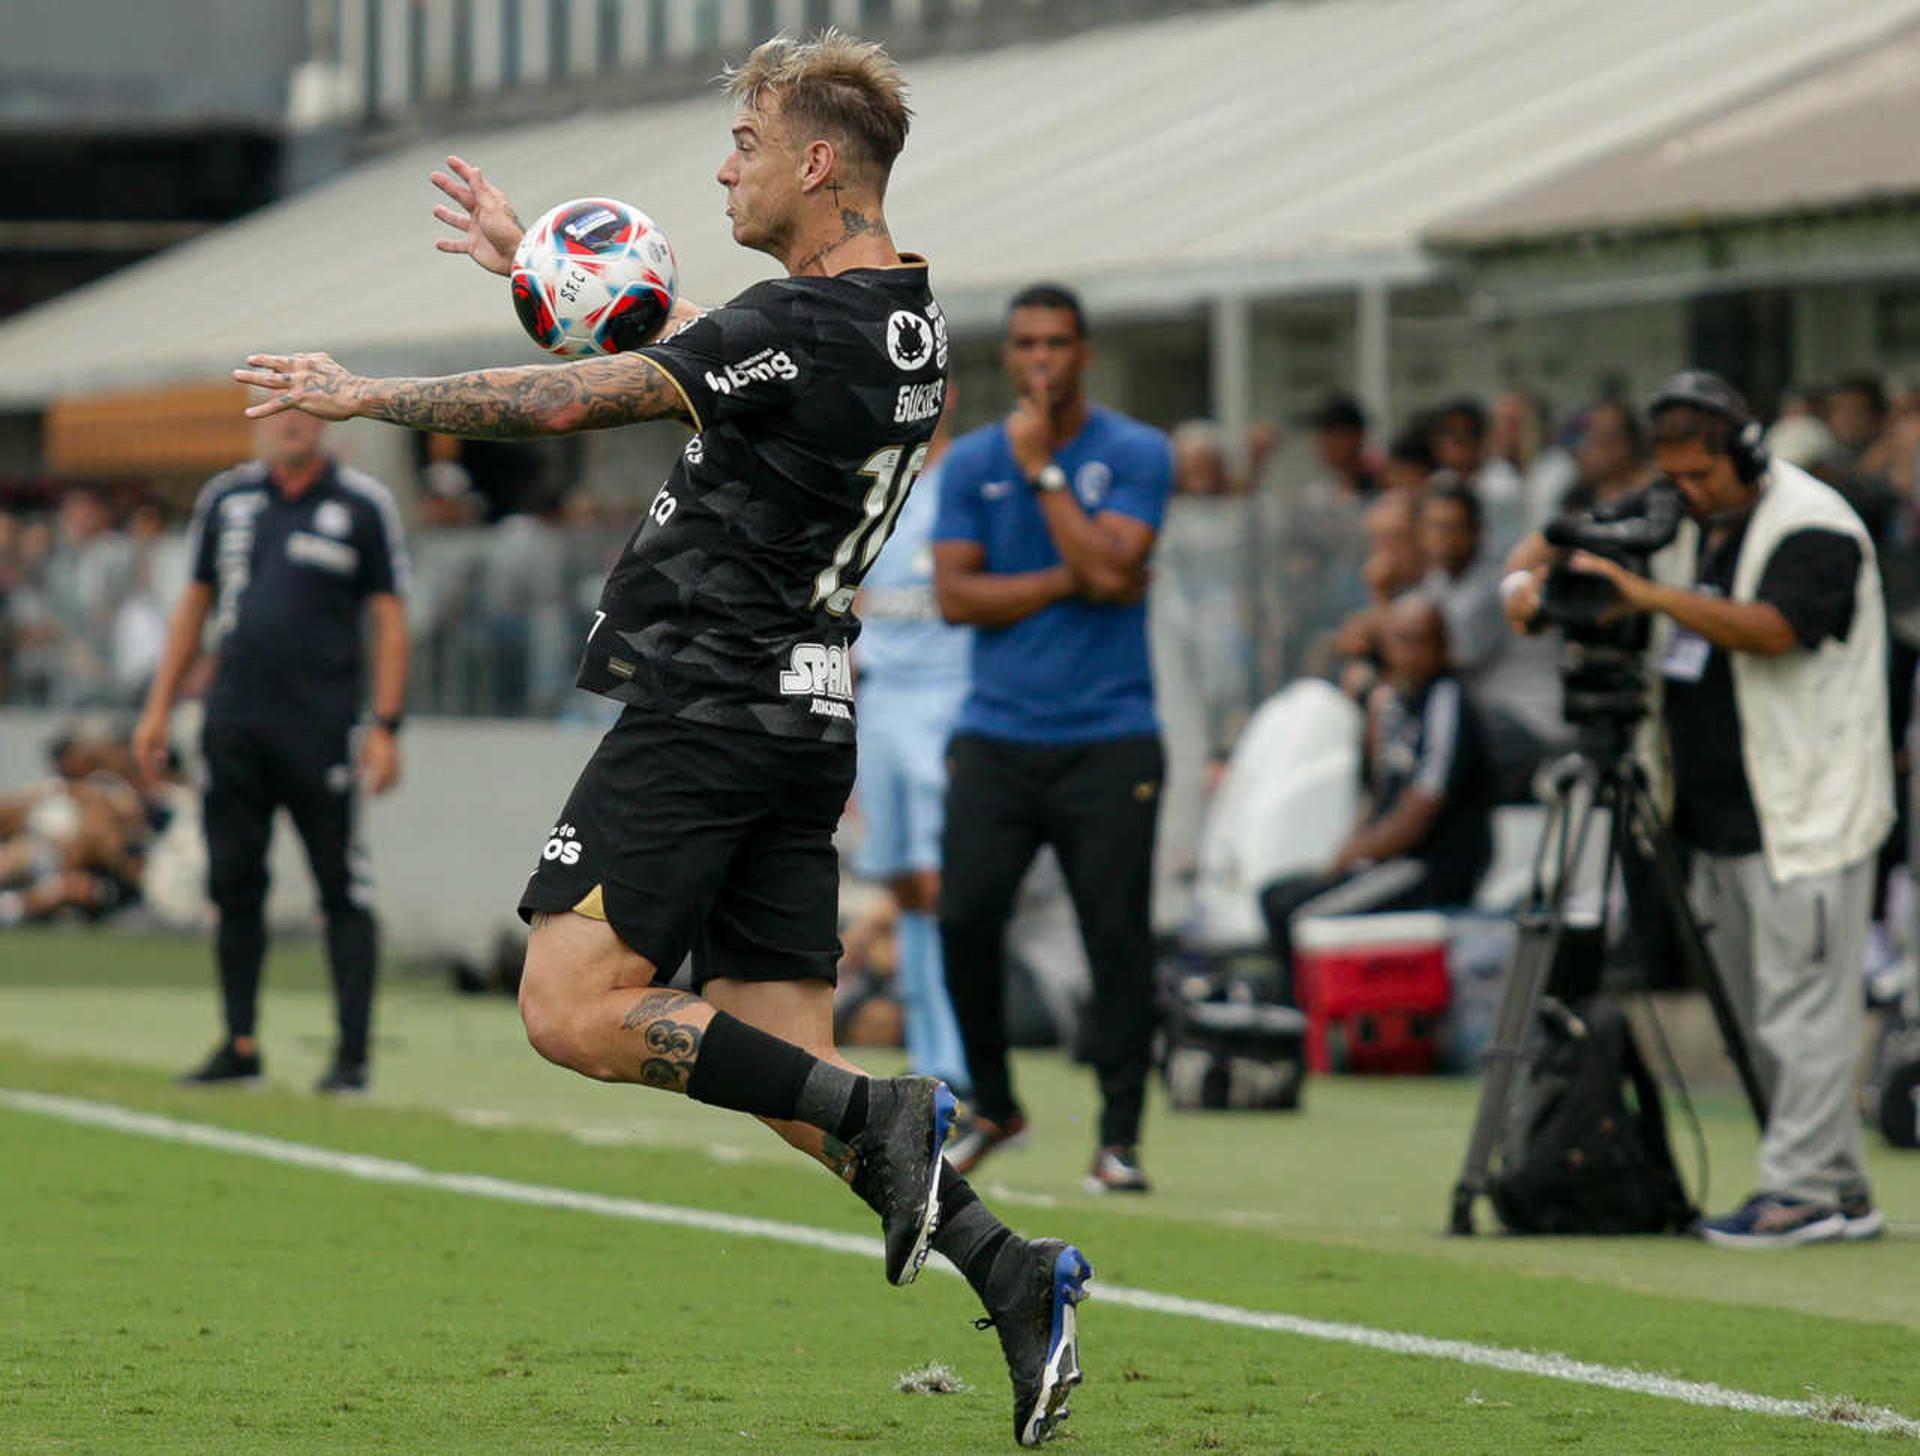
[[510, 198, 678, 358]]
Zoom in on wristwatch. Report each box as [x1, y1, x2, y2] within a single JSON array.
[[1029, 462, 1069, 494], [372, 713, 404, 735]]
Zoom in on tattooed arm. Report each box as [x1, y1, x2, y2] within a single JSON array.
[[233, 349, 691, 438]]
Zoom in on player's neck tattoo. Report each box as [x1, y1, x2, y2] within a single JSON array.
[[792, 207, 888, 277]]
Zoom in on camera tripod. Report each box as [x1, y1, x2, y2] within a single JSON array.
[[1448, 724, 1770, 1236]]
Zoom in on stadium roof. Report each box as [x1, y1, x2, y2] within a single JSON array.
[[3, 0, 1919, 406], [1430, 17, 1920, 246]]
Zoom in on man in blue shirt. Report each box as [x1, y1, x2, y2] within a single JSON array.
[[855, 398, 972, 1096], [933, 283, 1173, 1193]]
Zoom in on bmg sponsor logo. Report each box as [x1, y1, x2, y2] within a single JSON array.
[[703, 348, 799, 396]]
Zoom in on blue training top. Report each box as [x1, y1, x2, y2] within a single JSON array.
[[933, 405, 1172, 744], [857, 458, 972, 692]]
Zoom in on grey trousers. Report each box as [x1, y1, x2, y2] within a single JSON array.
[[1691, 850, 1874, 1205]]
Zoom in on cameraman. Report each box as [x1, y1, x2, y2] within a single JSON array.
[[1507, 371, 1891, 1248]]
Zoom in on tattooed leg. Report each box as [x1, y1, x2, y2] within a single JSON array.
[[519, 910, 717, 1086], [518, 913, 875, 1180], [620, 988, 710, 1093]]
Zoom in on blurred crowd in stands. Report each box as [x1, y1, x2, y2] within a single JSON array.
[[6, 369, 1920, 950], [1157, 370, 1920, 775], [0, 463, 632, 721]]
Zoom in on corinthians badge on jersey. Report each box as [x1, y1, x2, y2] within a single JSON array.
[[886, 310, 933, 372], [313, 500, 353, 538]]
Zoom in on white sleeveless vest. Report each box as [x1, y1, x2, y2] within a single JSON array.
[[1642, 459, 1892, 882]]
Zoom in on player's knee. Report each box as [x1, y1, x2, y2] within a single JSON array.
[[517, 963, 576, 1066], [517, 945, 607, 1077]]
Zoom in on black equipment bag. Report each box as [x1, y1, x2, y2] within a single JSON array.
[[1490, 996, 1696, 1234], [1866, 1012, 1920, 1150], [1162, 997, 1306, 1111]]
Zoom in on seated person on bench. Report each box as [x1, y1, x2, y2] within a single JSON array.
[[1259, 593, 1493, 1004]]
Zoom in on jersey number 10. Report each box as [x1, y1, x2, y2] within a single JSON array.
[[812, 442, 930, 615]]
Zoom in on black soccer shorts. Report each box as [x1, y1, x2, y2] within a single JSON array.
[[518, 706, 855, 988]]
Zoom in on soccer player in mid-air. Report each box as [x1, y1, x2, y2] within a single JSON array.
[[234, 32, 1089, 1448]]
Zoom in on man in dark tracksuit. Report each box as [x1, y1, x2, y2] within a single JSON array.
[[134, 408, 410, 1093]]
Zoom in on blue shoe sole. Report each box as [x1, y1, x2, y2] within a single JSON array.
[[1020, 1246, 1093, 1446], [1697, 1211, 1846, 1247], [892, 1081, 958, 1288]]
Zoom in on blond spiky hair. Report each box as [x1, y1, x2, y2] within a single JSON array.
[[723, 29, 912, 178]]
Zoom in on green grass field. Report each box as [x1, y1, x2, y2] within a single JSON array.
[[4, 925, 1918, 1454]]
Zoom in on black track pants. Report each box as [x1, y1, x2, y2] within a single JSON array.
[[202, 718, 378, 1064], [939, 732, 1162, 1149]]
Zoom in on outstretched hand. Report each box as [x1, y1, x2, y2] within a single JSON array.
[[429, 155, 525, 277], [234, 352, 364, 421]]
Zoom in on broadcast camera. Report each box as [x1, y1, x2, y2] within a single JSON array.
[[1533, 479, 1685, 738]]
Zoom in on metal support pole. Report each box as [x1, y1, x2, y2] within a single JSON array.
[[1356, 280, 1392, 437], [1208, 291, 1254, 458]]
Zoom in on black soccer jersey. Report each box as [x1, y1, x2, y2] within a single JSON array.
[[576, 256, 949, 742], [187, 459, 410, 727]]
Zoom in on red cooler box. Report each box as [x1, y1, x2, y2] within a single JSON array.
[[1293, 911, 1451, 1074]]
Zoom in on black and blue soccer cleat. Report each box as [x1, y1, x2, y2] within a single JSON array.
[[977, 1237, 1094, 1446], [852, 1075, 958, 1286]]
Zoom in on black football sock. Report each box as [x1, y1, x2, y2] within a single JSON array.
[[931, 1163, 1016, 1300], [686, 1010, 869, 1138], [801, 1062, 868, 1141]]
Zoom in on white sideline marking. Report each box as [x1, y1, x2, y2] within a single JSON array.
[[5, 1088, 1916, 1441]]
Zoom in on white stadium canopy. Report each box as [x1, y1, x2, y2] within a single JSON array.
[[1433, 18, 1920, 244], [3, 0, 1918, 406]]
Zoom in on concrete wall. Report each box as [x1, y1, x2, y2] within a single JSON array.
[[1, 708, 602, 963]]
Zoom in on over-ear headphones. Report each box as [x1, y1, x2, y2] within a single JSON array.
[[1647, 369, 1769, 484]]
